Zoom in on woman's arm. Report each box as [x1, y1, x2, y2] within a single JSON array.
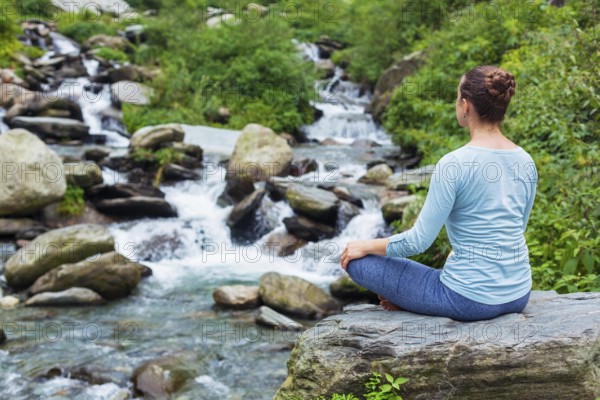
[[340, 238, 389, 270]]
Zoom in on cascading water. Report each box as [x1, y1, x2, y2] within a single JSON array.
[[0, 38, 396, 399]]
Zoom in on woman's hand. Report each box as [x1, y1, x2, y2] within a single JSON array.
[[340, 238, 390, 271]]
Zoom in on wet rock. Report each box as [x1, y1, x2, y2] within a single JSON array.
[[263, 231, 307, 257], [4, 224, 115, 289], [0, 295, 20, 308], [258, 272, 341, 319], [320, 138, 341, 146], [132, 354, 196, 399], [381, 194, 419, 224], [130, 123, 184, 150], [82, 34, 131, 52], [84, 148, 110, 162], [7, 116, 89, 141], [110, 81, 153, 106], [283, 215, 336, 242], [265, 176, 293, 201], [227, 124, 293, 182], [385, 164, 434, 190], [336, 201, 361, 231], [213, 285, 261, 309], [256, 306, 303, 330], [0, 328, 5, 343], [285, 183, 339, 224], [64, 161, 104, 188], [351, 138, 381, 148], [39, 202, 114, 229], [164, 142, 203, 161], [358, 163, 393, 185], [87, 183, 165, 200], [217, 176, 255, 207], [274, 291, 600, 400], [315, 59, 335, 78], [226, 189, 268, 241], [95, 197, 178, 219], [331, 186, 363, 208], [124, 24, 146, 43], [5, 97, 83, 121], [0, 129, 67, 217], [288, 156, 318, 177], [29, 252, 143, 300], [25, 287, 105, 306], [162, 163, 200, 181], [0, 218, 47, 239]]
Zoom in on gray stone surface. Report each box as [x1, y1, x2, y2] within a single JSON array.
[[274, 290, 600, 400], [25, 287, 104, 306]]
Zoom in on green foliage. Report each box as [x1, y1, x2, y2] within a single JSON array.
[[15, 0, 57, 19], [129, 147, 183, 187], [126, 4, 316, 133], [383, 0, 600, 293], [55, 10, 134, 43], [57, 185, 86, 217], [314, 371, 410, 400], [93, 46, 130, 62], [0, 1, 22, 68]]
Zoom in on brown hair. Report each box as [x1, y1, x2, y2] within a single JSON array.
[[459, 65, 516, 123]]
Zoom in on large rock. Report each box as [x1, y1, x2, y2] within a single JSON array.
[[64, 161, 104, 188], [285, 183, 340, 224], [258, 272, 341, 319], [87, 183, 165, 200], [227, 124, 293, 182], [283, 215, 336, 242], [0, 218, 47, 239], [95, 197, 177, 219], [7, 116, 90, 140], [25, 287, 105, 306], [82, 34, 131, 51], [4, 224, 115, 289], [212, 285, 261, 309], [217, 175, 255, 207], [226, 189, 266, 229], [29, 252, 143, 300], [111, 81, 153, 106], [263, 231, 307, 257], [132, 353, 198, 399], [358, 163, 393, 185], [385, 164, 434, 191], [130, 123, 185, 150], [256, 306, 303, 331], [0, 129, 67, 216], [381, 194, 418, 224], [274, 291, 600, 399], [367, 51, 425, 123]]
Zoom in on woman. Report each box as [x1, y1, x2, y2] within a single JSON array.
[[340, 65, 537, 322]]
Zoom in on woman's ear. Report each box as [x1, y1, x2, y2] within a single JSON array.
[[462, 98, 470, 115]]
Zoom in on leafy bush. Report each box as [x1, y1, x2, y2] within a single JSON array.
[[57, 185, 86, 217], [313, 371, 410, 400], [15, 0, 57, 20], [55, 10, 133, 43], [0, 0, 22, 68], [383, 0, 600, 292], [93, 46, 130, 62]]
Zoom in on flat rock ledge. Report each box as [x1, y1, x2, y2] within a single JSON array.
[[274, 290, 600, 400]]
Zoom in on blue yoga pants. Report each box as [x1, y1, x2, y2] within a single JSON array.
[[346, 254, 531, 322]]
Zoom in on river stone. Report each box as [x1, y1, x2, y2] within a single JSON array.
[[25, 287, 104, 306], [227, 124, 293, 182], [0, 328, 5, 343], [162, 163, 200, 181], [8, 116, 90, 140], [385, 164, 435, 190], [95, 196, 178, 218], [274, 291, 600, 399], [256, 306, 303, 331], [130, 123, 184, 150], [132, 353, 198, 399], [87, 183, 165, 200], [82, 34, 130, 51], [29, 252, 143, 300], [0, 295, 20, 308], [263, 231, 307, 257], [217, 175, 255, 207], [110, 81, 152, 106], [64, 161, 104, 188], [0, 218, 47, 239], [337, 200, 361, 231], [226, 189, 266, 228], [285, 183, 340, 224], [358, 163, 393, 185], [4, 224, 115, 289], [258, 272, 341, 319], [213, 285, 261, 309], [381, 194, 419, 224], [283, 215, 336, 242], [0, 129, 67, 217]]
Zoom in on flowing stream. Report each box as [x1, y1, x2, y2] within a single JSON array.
[[0, 34, 399, 399]]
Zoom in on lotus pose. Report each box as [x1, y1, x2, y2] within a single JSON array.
[[341, 65, 537, 321]]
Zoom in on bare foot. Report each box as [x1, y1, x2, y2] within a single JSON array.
[[378, 294, 403, 311]]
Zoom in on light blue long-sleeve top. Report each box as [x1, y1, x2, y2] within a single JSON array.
[[386, 144, 538, 305]]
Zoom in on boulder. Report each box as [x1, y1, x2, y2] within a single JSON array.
[[212, 285, 261, 309], [4, 224, 115, 289], [332, 186, 363, 208], [226, 189, 266, 229], [358, 163, 393, 185], [336, 201, 361, 231], [84, 148, 110, 162], [227, 124, 293, 182], [29, 252, 143, 300], [130, 123, 185, 150], [0, 129, 67, 216], [385, 164, 435, 190], [39, 202, 114, 229], [7, 116, 90, 140], [110, 81, 153, 106], [132, 353, 198, 399], [25, 287, 105, 306], [263, 231, 307, 257], [217, 176, 255, 207], [256, 306, 303, 331], [87, 183, 165, 200], [5, 97, 83, 121], [381, 194, 418, 224], [64, 161, 104, 188], [162, 163, 200, 181], [283, 216, 336, 242], [258, 272, 341, 319], [95, 197, 178, 219], [367, 51, 425, 123], [285, 184, 339, 224], [265, 176, 293, 201], [274, 291, 600, 400], [0, 218, 47, 239], [82, 34, 131, 51], [0, 296, 20, 308], [288, 156, 318, 177]]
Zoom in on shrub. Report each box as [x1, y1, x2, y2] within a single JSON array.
[[57, 185, 86, 217]]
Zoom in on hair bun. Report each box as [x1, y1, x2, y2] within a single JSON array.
[[485, 69, 516, 102]]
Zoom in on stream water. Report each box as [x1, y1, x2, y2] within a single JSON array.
[[0, 33, 399, 400]]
